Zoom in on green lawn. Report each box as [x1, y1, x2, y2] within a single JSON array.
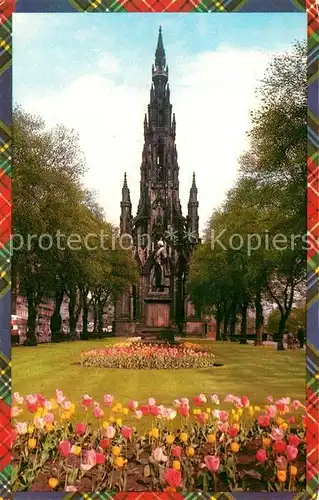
[[12, 340, 305, 409]]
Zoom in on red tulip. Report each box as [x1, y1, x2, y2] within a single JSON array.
[[240, 395, 249, 407], [82, 395, 93, 408], [58, 440, 71, 457], [140, 405, 150, 416], [197, 413, 206, 424], [26, 402, 37, 414], [75, 423, 86, 436], [100, 439, 110, 450], [121, 426, 132, 440], [204, 455, 220, 472], [228, 425, 238, 437], [164, 468, 182, 488], [256, 449, 267, 463], [171, 445, 182, 458], [219, 411, 229, 422], [178, 405, 189, 417], [95, 452, 105, 465], [150, 406, 160, 417], [288, 434, 300, 447], [285, 445, 298, 461], [273, 441, 286, 454], [288, 416, 296, 425], [258, 415, 270, 428]]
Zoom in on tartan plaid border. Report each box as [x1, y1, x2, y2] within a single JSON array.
[[0, 0, 317, 498]]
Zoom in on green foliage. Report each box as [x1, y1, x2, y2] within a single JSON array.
[[188, 41, 306, 346]]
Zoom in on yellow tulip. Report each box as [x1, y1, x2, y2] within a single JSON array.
[[46, 423, 54, 432], [123, 408, 129, 416], [254, 406, 260, 412], [72, 445, 82, 456], [28, 438, 37, 449], [277, 470, 287, 483], [233, 423, 240, 430], [116, 418, 122, 427], [27, 424, 34, 434], [61, 411, 71, 420], [114, 456, 126, 468], [230, 442, 240, 453], [180, 432, 188, 442], [186, 446, 195, 457], [276, 417, 284, 426], [112, 446, 121, 457], [232, 414, 239, 423], [48, 478, 59, 489], [150, 428, 159, 439], [263, 437, 271, 448], [173, 460, 181, 471], [238, 408, 243, 417], [248, 406, 254, 416], [206, 434, 216, 444], [166, 434, 175, 445], [109, 416, 115, 423], [206, 408, 211, 414], [290, 465, 298, 477], [102, 421, 110, 429], [50, 399, 58, 410], [280, 422, 288, 432]]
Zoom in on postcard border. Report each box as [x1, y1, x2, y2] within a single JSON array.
[[0, 0, 317, 499]]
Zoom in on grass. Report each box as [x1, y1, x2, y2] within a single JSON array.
[[12, 339, 305, 408]]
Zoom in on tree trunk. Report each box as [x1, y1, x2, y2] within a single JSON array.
[[98, 300, 103, 333], [223, 316, 229, 340], [25, 292, 37, 346], [240, 301, 248, 344], [277, 313, 287, 351], [50, 290, 64, 342], [68, 286, 77, 339], [255, 288, 263, 346], [81, 291, 89, 340], [230, 302, 237, 341], [215, 303, 222, 341], [93, 302, 98, 332]]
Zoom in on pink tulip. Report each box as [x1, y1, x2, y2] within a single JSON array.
[[266, 405, 277, 418], [153, 447, 168, 462], [44, 412, 54, 424], [81, 449, 97, 471], [266, 395, 274, 403], [285, 445, 298, 461], [164, 468, 182, 488], [288, 416, 296, 425], [93, 406, 104, 419], [256, 449, 267, 463], [210, 394, 220, 405], [140, 405, 150, 416], [204, 455, 220, 472], [275, 455, 287, 470], [291, 399, 303, 411], [105, 426, 116, 439], [75, 423, 87, 436], [128, 400, 138, 411], [181, 397, 189, 406], [171, 445, 182, 458], [288, 434, 300, 447], [197, 413, 207, 424], [58, 440, 71, 457], [270, 427, 284, 442], [103, 394, 114, 407], [218, 421, 229, 433], [135, 410, 143, 420], [148, 397, 156, 406], [219, 411, 229, 422], [121, 426, 132, 440]]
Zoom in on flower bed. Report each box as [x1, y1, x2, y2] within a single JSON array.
[[80, 343, 216, 369], [12, 391, 305, 493]]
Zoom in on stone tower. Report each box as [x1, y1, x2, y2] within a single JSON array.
[[115, 27, 203, 337]]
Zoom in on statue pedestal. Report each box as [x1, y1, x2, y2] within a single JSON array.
[[144, 294, 171, 328]]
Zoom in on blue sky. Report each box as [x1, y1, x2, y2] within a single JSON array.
[[13, 13, 306, 232]]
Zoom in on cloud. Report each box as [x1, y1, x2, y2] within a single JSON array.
[[22, 44, 276, 234]]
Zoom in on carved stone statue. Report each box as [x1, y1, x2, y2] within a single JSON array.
[[150, 240, 167, 291]]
